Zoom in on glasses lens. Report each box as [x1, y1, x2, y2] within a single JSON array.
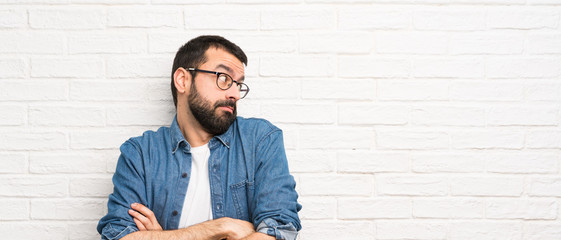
[[217, 73, 232, 90], [239, 84, 249, 99]]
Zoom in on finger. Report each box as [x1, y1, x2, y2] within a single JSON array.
[[128, 209, 150, 225], [131, 203, 157, 222], [133, 217, 147, 231]]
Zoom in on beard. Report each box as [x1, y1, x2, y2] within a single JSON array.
[[188, 81, 237, 136]]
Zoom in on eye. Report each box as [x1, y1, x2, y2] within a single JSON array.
[[217, 74, 228, 83]]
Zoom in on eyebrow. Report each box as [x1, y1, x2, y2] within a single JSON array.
[[216, 64, 245, 82]]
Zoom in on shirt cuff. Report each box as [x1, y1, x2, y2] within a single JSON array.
[[256, 218, 298, 240], [101, 223, 138, 240]]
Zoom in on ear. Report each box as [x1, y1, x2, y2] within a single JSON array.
[[173, 68, 191, 94]]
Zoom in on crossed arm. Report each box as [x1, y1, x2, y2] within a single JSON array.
[[122, 203, 275, 240]]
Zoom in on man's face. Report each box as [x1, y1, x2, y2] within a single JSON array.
[[187, 47, 245, 135]]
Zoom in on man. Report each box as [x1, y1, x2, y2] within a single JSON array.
[[97, 35, 302, 240]]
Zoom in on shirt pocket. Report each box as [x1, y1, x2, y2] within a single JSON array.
[[230, 180, 254, 221]]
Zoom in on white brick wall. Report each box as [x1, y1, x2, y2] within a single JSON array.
[[1, 1, 560, 239]]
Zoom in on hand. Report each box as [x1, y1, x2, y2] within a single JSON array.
[[128, 203, 163, 231], [219, 217, 255, 240]]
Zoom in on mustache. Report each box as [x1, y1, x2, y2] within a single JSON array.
[[214, 100, 236, 109]]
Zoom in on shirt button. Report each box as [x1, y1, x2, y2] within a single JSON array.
[[182, 172, 188, 178], [216, 204, 221, 210], [172, 210, 178, 216]]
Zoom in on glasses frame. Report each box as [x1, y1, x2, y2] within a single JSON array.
[[187, 67, 250, 99]]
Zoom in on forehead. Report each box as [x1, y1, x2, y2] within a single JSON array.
[[201, 47, 245, 78]]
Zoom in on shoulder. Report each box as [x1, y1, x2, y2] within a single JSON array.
[[121, 126, 171, 155], [235, 117, 281, 136]]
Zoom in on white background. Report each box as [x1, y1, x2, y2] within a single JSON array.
[[1, 0, 561, 239]]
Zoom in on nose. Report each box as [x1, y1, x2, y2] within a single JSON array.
[[225, 83, 240, 101]]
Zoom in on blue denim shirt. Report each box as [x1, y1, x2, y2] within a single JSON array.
[[97, 116, 302, 240]]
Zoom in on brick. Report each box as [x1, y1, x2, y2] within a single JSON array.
[[376, 131, 449, 150], [376, 32, 447, 54], [487, 152, 558, 174], [0, 223, 66, 240], [529, 177, 561, 196], [31, 199, 106, 220], [0, 0, 67, 2], [106, 149, 120, 173], [300, 32, 373, 53], [108, 8, 182, 28], [339, 8, 410, 30], [0, 104, 26, 126], [488, 8, 558, 29], [107, 57, 170, 78], [0, 80, 67, 101], [247, 78, 299, 100], [302, 78, 375, 100], [229, 33, 297, 53], [377, 175, 448, 196], [148, 78, 174, 102], [0, 9, 26, 28], [338, 198, 411, 219], [0, 199, 28, 220], [337, 151, 410, 173], [71, 128, 149, 149], [0, 58, 26, 78], [281, 127, 298, 150], [487, 58, 561, 78], [488, 105, 558, 126], [412, 152, 485, 173], [29, 8, 104, 29], [306, 0, 374, 2], [286, 150, 336, 173], [451, 130, 524, 149], [70, 177, 113, 197], [300, 127, 372, 149], [450, 33, 524, 54], [298, 197, 336, 219], [450, 80, 524, 101], [451, 177, 523, 196], [450, 0, 525, 3], [527, 130, 561, 149], [378, 79, 448, 101], [29, 151, 110, 173], [527, 33, 561, 54], [526, 80, 561, 101], [0, 132, 67, 150], [413, 58, 484, 78], [486, 198, 557, 219], [29, 104, 105, 126], [237, 100, 260, 118], [339, 57, 409, 78], [300, 174, 373, 196], [185, 7, 259, 30], [260, 55, 334, 77], [31, 58, 103, 78], [0, 32, 63, 54], [261, 103, 336, 124], [528, 0, 561, 4], [301, 221, 374, 240], [72, 0, 145, 3], [0, 177, 67, 197], [107, 104, 175, 126], [245, 55, 259, 77], [339, 104, 409, 125], [68, 222, 100, 240], [70, 79, 146, 101], [68, 33, 147, 54], [414, 9, 485, 30], [411, 106, 486, 126], [377, 221, 447, 239], [413, 198, 484, 218], [262, 9, 334, 30], [0, 153, 27, 173], [526, 223, 561, 240], [148, 32, 196, 53], [450, 221, 521, 240]]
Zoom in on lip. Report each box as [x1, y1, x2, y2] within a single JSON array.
[[218, 106, 234, 113]]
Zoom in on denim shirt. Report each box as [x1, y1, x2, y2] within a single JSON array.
[[97, 116, 302, 240]]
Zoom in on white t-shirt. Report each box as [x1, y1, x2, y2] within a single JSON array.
[[178, 143, 213, 228]]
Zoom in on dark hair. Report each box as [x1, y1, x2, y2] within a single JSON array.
[[171, 35, 248, 108]]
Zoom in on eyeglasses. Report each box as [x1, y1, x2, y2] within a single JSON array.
[[187, 68, 250, 99]]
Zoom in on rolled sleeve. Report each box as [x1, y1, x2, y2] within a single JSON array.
[[100, 223, 138, 240], [256, 218, 298, 240]]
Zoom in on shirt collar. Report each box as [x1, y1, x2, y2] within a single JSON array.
[[170, 114, 234, 153]]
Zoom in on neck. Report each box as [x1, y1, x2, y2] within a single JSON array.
[[176, 103, 213, 148]]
